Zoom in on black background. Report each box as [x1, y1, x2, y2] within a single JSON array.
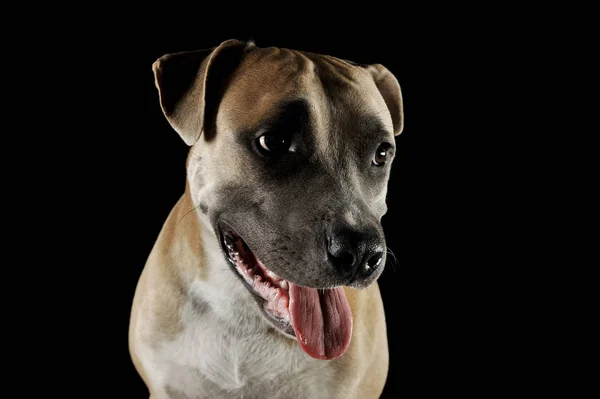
[[63, 18, 526, 398], [7, 5, 580, 396]]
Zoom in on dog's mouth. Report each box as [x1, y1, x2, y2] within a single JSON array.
[[221, 227, 293, 334], [219, 224, 353, 360]]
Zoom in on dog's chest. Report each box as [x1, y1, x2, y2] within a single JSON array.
[[148, 307, 333, 399]]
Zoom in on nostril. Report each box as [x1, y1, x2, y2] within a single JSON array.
[[362, 252, 383, 277], [367, 252, 383, 270], [328, 251, 355, 273]]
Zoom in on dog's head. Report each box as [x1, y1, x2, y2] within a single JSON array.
[[153, 39, 403, 359]]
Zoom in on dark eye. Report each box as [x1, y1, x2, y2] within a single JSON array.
[[373, 143, 393, 166], [257, 132, 294, 156]]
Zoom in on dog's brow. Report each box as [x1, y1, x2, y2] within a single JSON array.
[[262, 99, 311, 133], [360, 114, 393, 140]]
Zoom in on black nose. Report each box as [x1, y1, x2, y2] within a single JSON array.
[[327, 225, 385, 281]]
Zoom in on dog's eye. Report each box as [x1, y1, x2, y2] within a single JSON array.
[[257, 132, 294, 156], [373, 143, 393, 166]]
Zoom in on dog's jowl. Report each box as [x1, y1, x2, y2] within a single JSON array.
[[129, 39, 404, 399]]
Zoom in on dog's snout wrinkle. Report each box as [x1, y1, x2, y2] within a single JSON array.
[[327, 224, 384, 282]]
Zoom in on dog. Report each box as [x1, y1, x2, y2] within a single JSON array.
[[129, 39, 403, 399]]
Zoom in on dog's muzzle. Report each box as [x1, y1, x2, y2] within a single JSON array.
[[218, 223, 354, 360]]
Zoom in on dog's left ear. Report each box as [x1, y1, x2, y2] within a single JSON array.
[[367, 64, 404, 135], [152, 39, 253, 145]]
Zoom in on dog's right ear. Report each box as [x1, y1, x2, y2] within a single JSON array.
[[366, 64, 404, 136], [152, 39, 253, 146]]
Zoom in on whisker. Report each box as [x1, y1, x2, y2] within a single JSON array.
[[386, 247, 399, 272], [177, 204, 203, 225], [263, 229, 292, 241]]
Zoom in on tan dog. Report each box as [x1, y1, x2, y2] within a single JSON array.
[[129, 39, 403, 399]]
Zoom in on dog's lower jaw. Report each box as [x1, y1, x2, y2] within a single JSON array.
[[193, 212, 289, 337]]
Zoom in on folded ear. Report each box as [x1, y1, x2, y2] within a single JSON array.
[[367, 64, 404, 136], [152, 39, 252, 145]]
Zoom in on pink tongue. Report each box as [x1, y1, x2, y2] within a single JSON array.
[[289, 283, 353, 360]]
